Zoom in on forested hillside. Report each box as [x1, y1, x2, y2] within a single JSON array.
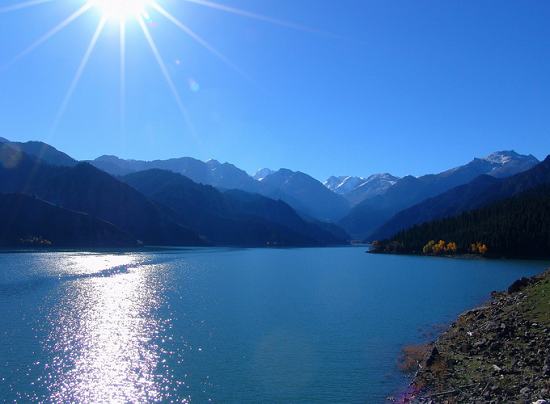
[[372, 186, 550, 258]]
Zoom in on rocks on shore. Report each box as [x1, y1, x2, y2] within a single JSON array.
[[405, 269, 550, 403]]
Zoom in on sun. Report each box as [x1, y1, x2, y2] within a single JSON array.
[[89, 0, 150, 21]]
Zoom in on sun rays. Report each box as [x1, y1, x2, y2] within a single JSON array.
[[0, 0, 330, 134], [52, 17, 107, 131], [0, 0, 53, 14], [4, 3, 92, 69], [137, 14, 197, 137]]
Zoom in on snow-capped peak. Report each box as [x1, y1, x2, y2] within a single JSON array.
[[254, 168, 274, 181], [324, 176, 367, 194], [483, 151, 521, 165], [324, 173, 399, 197]]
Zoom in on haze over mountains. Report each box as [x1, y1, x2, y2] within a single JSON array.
[[0, 136, 546, 249]]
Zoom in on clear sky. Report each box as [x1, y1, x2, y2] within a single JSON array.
[[0, 0, 549, 180]]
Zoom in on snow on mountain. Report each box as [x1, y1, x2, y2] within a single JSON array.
[[324, 176, 367, 194], [254, 168, 274, 181], [482, 151, 539, 178], [340, 150, 540, 239], [484, 151, 516, 165], [324, 173, 400, 204]]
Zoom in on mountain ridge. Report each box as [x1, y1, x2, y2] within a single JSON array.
[[340, 151, 540, 239], [0, 137, 77, 167], [91, 156, 352, 222], [0, 148, 205, 246], [370, 155, 550, 241], [122, 169, 348, 246]]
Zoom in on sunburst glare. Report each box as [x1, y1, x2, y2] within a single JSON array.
[[88, 0, 150, 21], [0, 0, 326, 133]]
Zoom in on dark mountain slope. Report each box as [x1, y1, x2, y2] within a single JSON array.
[[0, 137, 76, 167], [340, 151, 539, 239], [0, 193, 136, 247], [0, 149, 203, 246], [375, 185, 550, 258], [123, 169, 348, 246], [372, 156, 550, 240]]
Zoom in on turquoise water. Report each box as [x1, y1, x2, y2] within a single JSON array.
[[0, 247, 547, 402]]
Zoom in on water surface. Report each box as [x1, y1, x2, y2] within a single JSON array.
[[0, 247, 547, 402]]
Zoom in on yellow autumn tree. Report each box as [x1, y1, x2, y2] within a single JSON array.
[[432, 240, 447, 255], [446, 242, 458, 254], [423, 240, 459, 255], [423, 240, 436, 254], [478, 243, 488, 255], [470, 242, 489, 255]]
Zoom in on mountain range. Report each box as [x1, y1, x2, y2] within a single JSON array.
[[0, 136, 545, 249], [371, 155, 550, 241], [0, 139, 347, 247], [339, 151, 539, 239], [90, 156, 350, 222], [122, 169, 346, 246], [324, 173, 400, 205], [0, 145, 204, 246], [91, 155, 259, 192]]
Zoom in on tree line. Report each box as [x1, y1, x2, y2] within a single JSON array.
[[371, 185, 550, 259]]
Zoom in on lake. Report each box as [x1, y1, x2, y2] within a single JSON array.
[[0, 247, 547, 402]]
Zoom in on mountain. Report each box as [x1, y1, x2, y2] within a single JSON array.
[[0, 193, 136, 247], [324, 176, 368, 194], [0, 147, 204, 246], [482, 151, 540, 178], [339, 151, 539, 239], [88, 155, 145, 176], [254, 168, 274, 181], [92, 155, 351, 222], [122, 169, 348, 246], [258, 169, 350, 222], [0, 137, 76, 167], [90, 155, 258, 192], [371, 155, 550, 240], [373, 184, 550, 259], [325, 173, 400, 205]]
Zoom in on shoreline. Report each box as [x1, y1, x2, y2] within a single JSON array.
[[400, 269, 550, 403], [369, 248, 550, 261]]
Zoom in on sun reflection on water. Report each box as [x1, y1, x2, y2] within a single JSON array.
[[41, 254, 177, 402]]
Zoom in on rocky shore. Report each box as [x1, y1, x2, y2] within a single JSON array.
[[405, 269, 550, 403]]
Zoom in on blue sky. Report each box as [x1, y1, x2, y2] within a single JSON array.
[[0, 0, 549, 180]]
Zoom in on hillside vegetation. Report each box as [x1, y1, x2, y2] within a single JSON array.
[[372, 186, 550, 259]]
